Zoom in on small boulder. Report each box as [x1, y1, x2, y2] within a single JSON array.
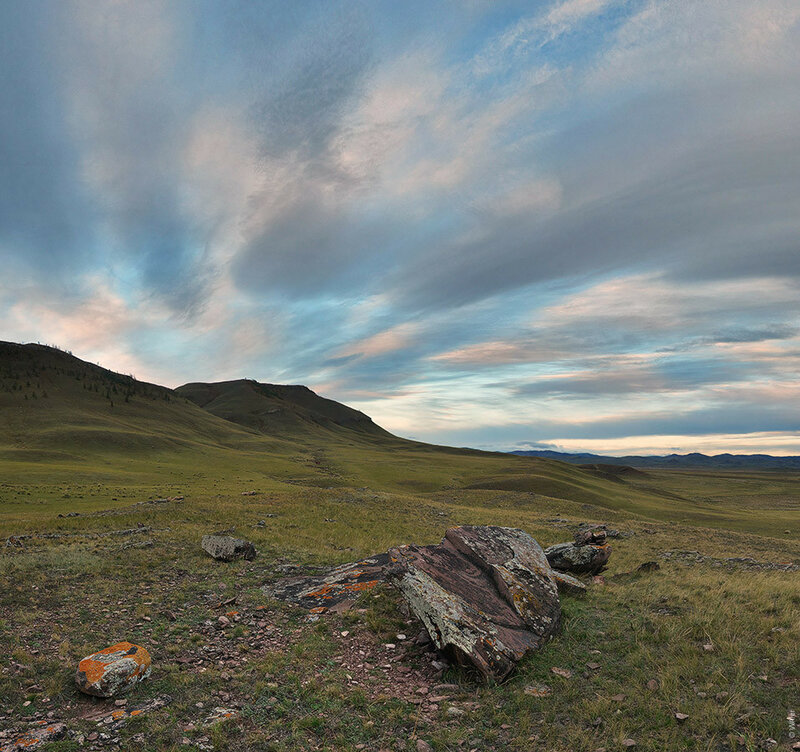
[[551, 569, 587, 596], [75, 642, 151, 697], [201, 535, 257, 561], [574, 527, 607, 546], [544, 541, 611, 574]]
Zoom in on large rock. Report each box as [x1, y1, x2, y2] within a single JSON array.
[[386, 526, 561, 681], [75, 642, 151, 697], [544, 541, 611, 574], [263, 553, 389, 612], [201, 535, 257, 561]]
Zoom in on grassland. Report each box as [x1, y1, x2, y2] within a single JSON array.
[[0, 343, 798, 751]]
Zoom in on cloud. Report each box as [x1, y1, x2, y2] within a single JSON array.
[[2, 0, 800, 453]]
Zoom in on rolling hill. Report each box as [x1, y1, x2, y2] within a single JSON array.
[[1, 341, 796, 537], [0, 341, 263, 460], [175, 379, 394, 440]]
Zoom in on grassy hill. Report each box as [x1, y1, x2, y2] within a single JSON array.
[[0, 341, 264, 457], [176, 379, 394, 440], [0, 342, 797, 537]]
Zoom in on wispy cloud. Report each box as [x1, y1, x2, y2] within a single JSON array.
[[1, 0, 799, 453]]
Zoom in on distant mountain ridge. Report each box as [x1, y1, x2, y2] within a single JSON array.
[[509, 449, 800, 470]]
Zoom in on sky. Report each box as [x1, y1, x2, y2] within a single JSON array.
[[2, 0, 800, 455]]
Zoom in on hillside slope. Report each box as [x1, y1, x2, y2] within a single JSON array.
[[0, 341, 262, 460], [176, 379, 394, 440]]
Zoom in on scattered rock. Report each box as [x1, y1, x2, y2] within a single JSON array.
[[574, 527, 607, 546], [416, 741, 433, 752], [551, 570, 587, 596], [75, 642, 151, 698], [675, 712, 689, 723], [0, 722, 67, 751], [201, 535, 257, 562], [386, 526, 561, 681], [204, 707, 238, 726], [523, 683, 552, 697], [551, 667, 572, 678], [660, 550, 799, 572], [263, 553, 389, 611], [622, 739, 636, 748]]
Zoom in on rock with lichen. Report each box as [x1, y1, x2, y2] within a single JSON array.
[[75, 642, 151, 698], [385, 526, 561, 681]]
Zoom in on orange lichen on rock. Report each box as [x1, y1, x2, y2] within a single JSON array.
[[2, 722, 67, 751], [306, 579, 379, 599], [75, 642, 151, 698]]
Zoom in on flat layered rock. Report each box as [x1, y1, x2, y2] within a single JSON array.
[[386, 526, 561, 681], [75, 641, 151, 698], [201, 535, 257, 562], [263, 553, 389, 612], [0, 722, 67, 752]]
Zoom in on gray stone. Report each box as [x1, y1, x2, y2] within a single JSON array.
[[201, 535, 256, 562], [544, 541, 610, 574]]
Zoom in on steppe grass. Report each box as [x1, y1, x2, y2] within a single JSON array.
[[1, 467, 798, 752]]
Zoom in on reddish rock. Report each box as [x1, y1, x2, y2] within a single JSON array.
[[386, 526, 561, 681], [574, 527, 608, 546], [75, 642, 151, 698], [551, 570, 587, 595]]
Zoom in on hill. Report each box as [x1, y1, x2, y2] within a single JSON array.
[[0, 341, 262, 460], [510, 448, 800, 470], [175, 379, 393, 440]]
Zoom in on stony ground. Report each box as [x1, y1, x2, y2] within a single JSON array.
[[1, 485, 798, 752]]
